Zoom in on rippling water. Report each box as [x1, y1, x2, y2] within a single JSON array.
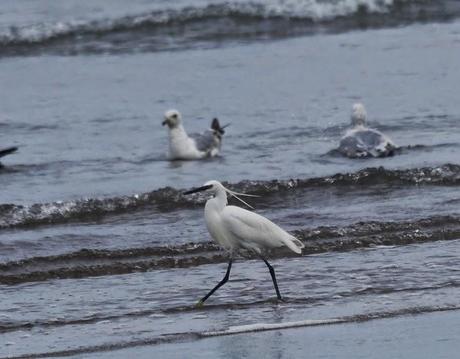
[[1, 0, 460, 357]]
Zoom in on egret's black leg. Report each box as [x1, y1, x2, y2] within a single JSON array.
[[197, 258, 232, 306], [261, 257, 282, 300]]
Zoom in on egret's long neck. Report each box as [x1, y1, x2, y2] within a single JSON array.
[[206, 189, 228, 213], [204, 188, 231, 251], [215, 189, 228, 211]]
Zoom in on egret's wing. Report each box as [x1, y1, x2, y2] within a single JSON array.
[[221, 206, 299, 253], [189, 130, 220, 153]]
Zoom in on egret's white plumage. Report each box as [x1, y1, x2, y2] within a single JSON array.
[[339, 103, 397, 158], [184, 180, 303, 305], [162, 109, 225, 160], [200, 181, 303, 255]]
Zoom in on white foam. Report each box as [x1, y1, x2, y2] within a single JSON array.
[[257, 0, 399, 20], [0, 0, 408, 44], [202, 318, 343, 337]]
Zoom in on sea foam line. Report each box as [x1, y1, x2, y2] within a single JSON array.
[[202, 318, 344, 337], [201, 304, 460, 337], [4, 305, 460, 359]]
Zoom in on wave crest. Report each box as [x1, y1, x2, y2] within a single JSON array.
[[0, 186, 186, 229], [1, 164, 460, 230], [0, 0, 456, 56]]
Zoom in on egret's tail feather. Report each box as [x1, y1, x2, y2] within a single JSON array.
[[283, 236, 304, 254]]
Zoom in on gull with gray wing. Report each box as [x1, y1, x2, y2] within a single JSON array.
[[162, 109, 226, 160], [339, 103, 397, 158]]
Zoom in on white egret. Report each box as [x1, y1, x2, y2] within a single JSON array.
[[184, 180, 304, 305], [162, 109, 228, 160], [339, 103, 397, 158]]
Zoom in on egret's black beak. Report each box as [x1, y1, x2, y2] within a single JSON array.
[[162, 120, 167, 126], [183, 184, 213, 195]]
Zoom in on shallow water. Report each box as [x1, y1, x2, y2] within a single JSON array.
[[91, 310, 460, 359], [1, 0, 460, 357]]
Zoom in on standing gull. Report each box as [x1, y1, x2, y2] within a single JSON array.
[[162, 109, 226, 160], [339, 103, 397, 158], [184, 180, 304, 306]]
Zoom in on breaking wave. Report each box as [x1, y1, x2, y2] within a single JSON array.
[[1, 163, 459, 230], [1, 0, 458, 56]]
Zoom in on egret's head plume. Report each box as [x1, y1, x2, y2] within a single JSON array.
[[204, 180, 259, 209], [192, 180, 259, 209]]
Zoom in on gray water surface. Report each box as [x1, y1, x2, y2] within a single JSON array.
[[1, 0, 460, 357]]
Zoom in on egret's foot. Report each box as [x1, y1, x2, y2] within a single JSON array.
[[277, 297, 286, 303], [195, 300, 204, 308]]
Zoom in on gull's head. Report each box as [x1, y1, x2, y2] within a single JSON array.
[[162, 109, 182, 128], [351, 103, 367, 127]]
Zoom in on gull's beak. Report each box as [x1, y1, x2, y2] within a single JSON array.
[[183, 184, 213, 195]]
